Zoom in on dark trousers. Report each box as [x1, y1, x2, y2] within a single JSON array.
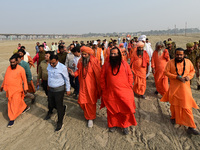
[[48, 90, 65, 124], [69, 73, 79, 94], [74, 77, 79, 94], [42, 80, 48, 96], [69, 74, 75, 89]]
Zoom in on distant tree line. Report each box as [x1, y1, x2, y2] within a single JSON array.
[[82, 28, 200, 37]]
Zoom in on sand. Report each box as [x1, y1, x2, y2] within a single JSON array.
[[0, 35, 200, 150]]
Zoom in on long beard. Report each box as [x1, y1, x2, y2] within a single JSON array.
[[137, 50, 143, 56], [82, 56, 90, 67], [11, 64, 17, 69], [110, 55, 121, 69], [158, 49, 164, 56], [175, 58, 184, 63]]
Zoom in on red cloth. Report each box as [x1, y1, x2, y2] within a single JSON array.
[[74, 55, 101, 119], [130, 50, 149, 95], [107, 110, 137, 128], [33, 53, 39, 73], [151, 49, 170, 95], [100, 60, 137, 128], [80, 103, 96, 120], [142, 51, 149, 67]]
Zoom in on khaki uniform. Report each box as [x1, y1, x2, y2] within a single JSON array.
[[167, 48, 175, 59], [57, 52, 67, 65], [185, 50, 199, 85]]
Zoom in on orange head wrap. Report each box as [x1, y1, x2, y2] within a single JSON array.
[[119, 43, 124, 48], [136, 41, 145, 48], [80, 46, 94, 55]]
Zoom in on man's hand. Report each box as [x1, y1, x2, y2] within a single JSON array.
[[184, 76, 190, 81], [0, 87, 3, 92], [24, 90, 27, 94], [66, 91, 71, 96], [152, 68, 155, 74], [176, 76, 186, 83], [68, 68, 75, 76]]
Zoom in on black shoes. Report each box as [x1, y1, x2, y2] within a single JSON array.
[[170, 119, 175, 125], [141, 95, 146, 99], [109, 127, 117, 133], [154, 91, 158, 95], [187, 127, 200, 135], [22, 106, 30, 114], [44, 112, 52, 120], [55, 123, 63, 132], [7, 120, 14, 128], [123, 128, 129, 135]]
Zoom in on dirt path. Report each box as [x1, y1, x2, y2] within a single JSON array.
[[0, 75, 200, 150]]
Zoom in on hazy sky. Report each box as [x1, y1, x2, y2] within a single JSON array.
[[0, 0, 200, 34]]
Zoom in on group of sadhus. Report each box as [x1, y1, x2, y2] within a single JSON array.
[[1, 35, 200, 135]]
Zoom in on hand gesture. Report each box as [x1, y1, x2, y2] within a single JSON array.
[[66, 91, 71, 96], [184, 76, 190, 81], [176, 76, 185, 83], [68, 68, 75, 76]]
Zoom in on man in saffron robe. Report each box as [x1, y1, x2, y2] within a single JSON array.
[[0, 54, 29, 127], [130, 41, 149, 99], [93, 41, 102, 66], [119, 43, 129, 62], [138, 35, 153, 79], [161, 48, 200, 135], [151, 41, 170, 95], [100, 47, 137, 135], [69, 46, 101, 128], [105, 42, 113, 61]]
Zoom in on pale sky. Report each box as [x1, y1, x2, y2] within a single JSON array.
[[0, 0, 200, 34]]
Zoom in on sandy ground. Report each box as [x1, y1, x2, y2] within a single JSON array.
[[0, 35, 200, 150]]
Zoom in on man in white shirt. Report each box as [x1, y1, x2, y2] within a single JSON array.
[[71, 47, 81, 98]]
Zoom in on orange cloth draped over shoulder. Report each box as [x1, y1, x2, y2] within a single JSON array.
[[22, 55, 35, 68], [100, 60, 137, 128], [151, 49, 170, 95], [105, 47, 111, 61], [129, 47, 137, 59], [121, 49, 129, 62], [160, 59, 198, 128], [130, 50, 149, 95], [74, 46, 101, 120], [1, 65, 28, 120]]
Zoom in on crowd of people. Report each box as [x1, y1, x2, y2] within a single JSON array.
[[1, 35, 200, 135]]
